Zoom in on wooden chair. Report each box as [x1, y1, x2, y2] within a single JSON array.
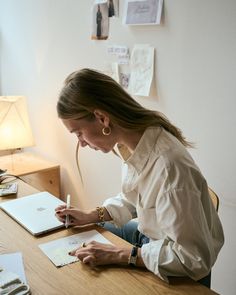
[[208, 187, 219, 212]]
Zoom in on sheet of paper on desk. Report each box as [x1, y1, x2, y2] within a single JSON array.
[[0, 252, 27, 283], [38, 229, 112, 267]]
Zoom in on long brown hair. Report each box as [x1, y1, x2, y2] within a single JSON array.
[[57, 68, 192, 147]]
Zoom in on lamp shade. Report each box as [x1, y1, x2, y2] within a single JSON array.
[[0, 96, 35, 150]]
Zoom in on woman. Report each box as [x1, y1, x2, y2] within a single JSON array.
[[55, 68, 224, 287], [108, 0, 115, 17], [96, 5, 102, 39]]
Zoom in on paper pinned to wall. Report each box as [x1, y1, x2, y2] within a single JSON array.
[[107, 45, 130, 64], [107, 44, 129, 55], [104, 62, 120, 83], [128, 44, 154, 96], [39, 229, 112, 267], [123, 0, 163, 25], [118, 54, 130, 65]]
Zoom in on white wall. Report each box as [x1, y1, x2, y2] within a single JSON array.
[[0, 1, 235, 294]]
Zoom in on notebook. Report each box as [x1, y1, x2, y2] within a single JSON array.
[[0, 252, 27, 284], [0, 191, 65, 236]]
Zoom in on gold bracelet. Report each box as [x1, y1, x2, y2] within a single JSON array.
[[96, 206, 105, 224]]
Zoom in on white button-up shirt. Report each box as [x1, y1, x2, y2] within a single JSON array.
[[103, 127, 224, 282]]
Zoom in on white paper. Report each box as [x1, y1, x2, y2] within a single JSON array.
[[107, 45, 129, 55], [123, 0, 163, 25], [39, 230, 112, 267], [0, 252, 27, 284], [118, 54, 130, 65], [95, 0, 108, 4], [128, 44, 154, 96], [104, 62, 120, 83]]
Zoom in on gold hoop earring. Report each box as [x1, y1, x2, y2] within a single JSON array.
[[102, 126, 111, 136]]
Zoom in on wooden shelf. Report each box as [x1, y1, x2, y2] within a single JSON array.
[[0, 152, 61, 198]]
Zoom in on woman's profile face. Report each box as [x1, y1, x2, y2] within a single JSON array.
[[62, 117, 116, 153]]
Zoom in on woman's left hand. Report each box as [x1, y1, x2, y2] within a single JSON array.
[[69, 241, 131, 267]]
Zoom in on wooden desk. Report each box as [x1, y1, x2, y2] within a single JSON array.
[[0, 181, 218, 295], [0, 152, 61, 197]]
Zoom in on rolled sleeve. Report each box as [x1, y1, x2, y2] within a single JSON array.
[[141, 239, 184, 283], [103, 193, 137, 227], [141, 238, 209, 282]]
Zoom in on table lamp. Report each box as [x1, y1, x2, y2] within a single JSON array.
[[0, 96, 35, 173]]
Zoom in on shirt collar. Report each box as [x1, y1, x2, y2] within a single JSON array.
[[118, 127, 162, 174]]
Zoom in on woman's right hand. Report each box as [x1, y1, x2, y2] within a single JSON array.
[[55, 205, 97, 226]]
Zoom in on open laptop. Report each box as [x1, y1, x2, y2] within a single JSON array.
[[0, 191, 65, 236]]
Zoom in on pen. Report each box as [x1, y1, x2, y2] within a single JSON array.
[[65, 194, 71, 228]]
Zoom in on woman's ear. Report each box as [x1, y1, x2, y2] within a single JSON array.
[[94, 109, 110, 126]]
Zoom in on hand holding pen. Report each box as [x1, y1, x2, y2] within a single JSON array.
[[55, 201, 110, 226]]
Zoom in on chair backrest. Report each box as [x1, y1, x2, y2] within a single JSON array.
[[208, 187, 219, 212]]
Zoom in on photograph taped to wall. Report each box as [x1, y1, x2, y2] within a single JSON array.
[[120, 72, 130, 89], [95, 0, 119, 17], [108, 0, 119, 17], [119, 64, 131, 89], [123, 0, 163, 25], [91, 3, 109, 40]]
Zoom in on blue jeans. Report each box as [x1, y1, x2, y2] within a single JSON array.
[[102, 220, 149, 246], [100, 220, 211, 288]]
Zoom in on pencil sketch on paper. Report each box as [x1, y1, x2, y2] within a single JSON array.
[[128, 44, 154, 96], [124, 0, 163, 25]]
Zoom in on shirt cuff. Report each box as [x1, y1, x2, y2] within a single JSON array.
[[141, 239, 169, 282]]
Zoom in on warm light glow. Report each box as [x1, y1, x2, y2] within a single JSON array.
[[0, 96, 35, 150]]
